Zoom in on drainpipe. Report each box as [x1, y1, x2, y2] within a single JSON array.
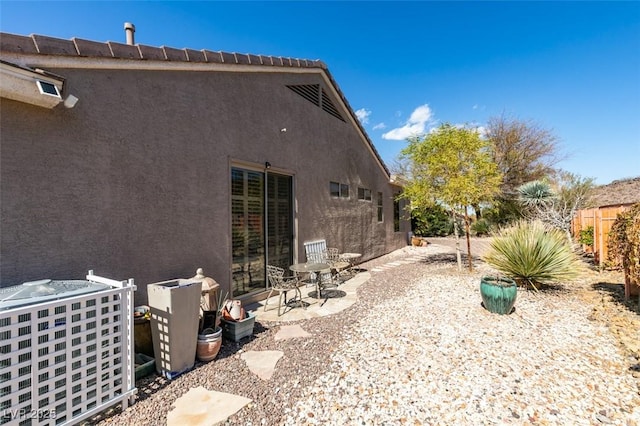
[[124, 22, 135, 45]]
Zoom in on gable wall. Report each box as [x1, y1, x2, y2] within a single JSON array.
[[0, 66, 409, 303]]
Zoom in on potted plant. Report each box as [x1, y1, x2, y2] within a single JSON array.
[[196, 290, 227, 362], [220, 299, 256, 342], [479, 275, 517, 315], [481, 220, 586, 314]]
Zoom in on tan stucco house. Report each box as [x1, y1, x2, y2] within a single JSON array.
[[0, 30, 410, 304]]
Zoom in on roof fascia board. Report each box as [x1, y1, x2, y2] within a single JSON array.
[[1, 53, 322, 74]]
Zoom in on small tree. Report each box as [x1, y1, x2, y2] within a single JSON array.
[[486, 114, 562, 196], [411, 205, 453, 237], [484, 114, 563, 224], [517, 172, 594, 243], [400, 124, 502, 271]]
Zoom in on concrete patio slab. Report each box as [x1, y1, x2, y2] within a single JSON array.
[[274, 324, 312, 340], [166, 386, 251, 426], [249, 271, 370, 322], [241, 350, 284, 380]]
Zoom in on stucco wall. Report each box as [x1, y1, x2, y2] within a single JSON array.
[[1, 66, 409, 304]]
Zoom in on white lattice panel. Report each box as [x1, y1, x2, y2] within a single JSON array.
[[0, 272, 136, 426]]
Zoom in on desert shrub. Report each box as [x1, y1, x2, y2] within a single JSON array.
[[607, 203, 640, 283], [578, 225, 594, 247], [483, 220, 585, 291], [411, 205, 453, 237], [482, 198, 523, 228], [471, 218, 491, 236]]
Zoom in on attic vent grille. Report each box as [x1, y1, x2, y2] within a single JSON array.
[[321, 89, 345, 122], [287, 84, 320, 106], [287, 84, 345, 122]]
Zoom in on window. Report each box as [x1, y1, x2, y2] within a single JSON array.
[[377, 192, 383, 222], [358, 187, 372, 201], [340, 184, 349, 198], [393, 196, 401, 232], [330, 181, 340, 197], [330, 181, 350, 198]]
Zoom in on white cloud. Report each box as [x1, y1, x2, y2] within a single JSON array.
[[373, 122, 386, 130], [355, 108, 371, 125], [440, 122, 487, 137], [382, 104, 434, 140]]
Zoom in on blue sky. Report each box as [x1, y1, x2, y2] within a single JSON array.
[[2, 1, 639, 185]]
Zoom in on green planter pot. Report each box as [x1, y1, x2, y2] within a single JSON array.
[[480, 276, 517, 315]]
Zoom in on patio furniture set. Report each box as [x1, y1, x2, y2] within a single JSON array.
[[264, 239, 362, 316]]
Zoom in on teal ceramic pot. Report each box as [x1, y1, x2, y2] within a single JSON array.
[[480, 276, 517, 315]]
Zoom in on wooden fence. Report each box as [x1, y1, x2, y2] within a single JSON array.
[[572, 205, 631, 266]]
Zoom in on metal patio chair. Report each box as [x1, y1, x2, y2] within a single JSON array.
[[326, 247, 350, 284], [265, 265, 305, 316]]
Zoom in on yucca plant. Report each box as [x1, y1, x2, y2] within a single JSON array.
[[483, 220, 585, 291]]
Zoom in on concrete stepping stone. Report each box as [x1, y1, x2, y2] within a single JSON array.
[[274, 324, 311, 340], [166, 386, 251, 426], [241, 350, 284, 380]]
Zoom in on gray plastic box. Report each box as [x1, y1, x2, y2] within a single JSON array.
[[147, 279, 202, 379]]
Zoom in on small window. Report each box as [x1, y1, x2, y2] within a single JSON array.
[[358, 187, 372, 201], [330, 181, 340, 197], [340, 184, 349, 198], [330, 182, 350, 198], [377, 192, 383, 222], [393, 196, 401, 232]]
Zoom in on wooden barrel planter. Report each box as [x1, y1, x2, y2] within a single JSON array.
[[480, 276, 517, 315]]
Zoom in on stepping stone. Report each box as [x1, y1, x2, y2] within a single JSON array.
[[274, 324, 311, 340], [167, 386, 251, 426], [387, 261, 403, 266], [241, 350, 284, 380], [371, 268, 384, 272]]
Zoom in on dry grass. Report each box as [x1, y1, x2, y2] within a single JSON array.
[[589, 176, 640, 207]]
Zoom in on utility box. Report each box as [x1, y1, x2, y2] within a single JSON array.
[[0, 271, 137, 425], [147, 279, 202, 379]]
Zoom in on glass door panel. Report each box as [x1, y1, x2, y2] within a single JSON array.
[[231, 167, 293, 297], [267, 173, 293, 270], [231, 168, 265, 296]]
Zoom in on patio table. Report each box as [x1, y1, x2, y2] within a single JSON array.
[[340, 252, 362, 273], [289, 262, 331, 299]]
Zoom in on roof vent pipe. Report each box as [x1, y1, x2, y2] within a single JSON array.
[[124, 22, 135, 45]]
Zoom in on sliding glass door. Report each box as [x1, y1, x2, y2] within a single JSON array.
[[231, 167, 293, 297]]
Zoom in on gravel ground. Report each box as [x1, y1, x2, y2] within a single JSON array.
[[94, 243, 640, 426]]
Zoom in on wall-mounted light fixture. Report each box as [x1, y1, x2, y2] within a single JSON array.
[[265, 161, 271, 169], [280, 128, 287, 133], [63, 94, 79, 109]]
